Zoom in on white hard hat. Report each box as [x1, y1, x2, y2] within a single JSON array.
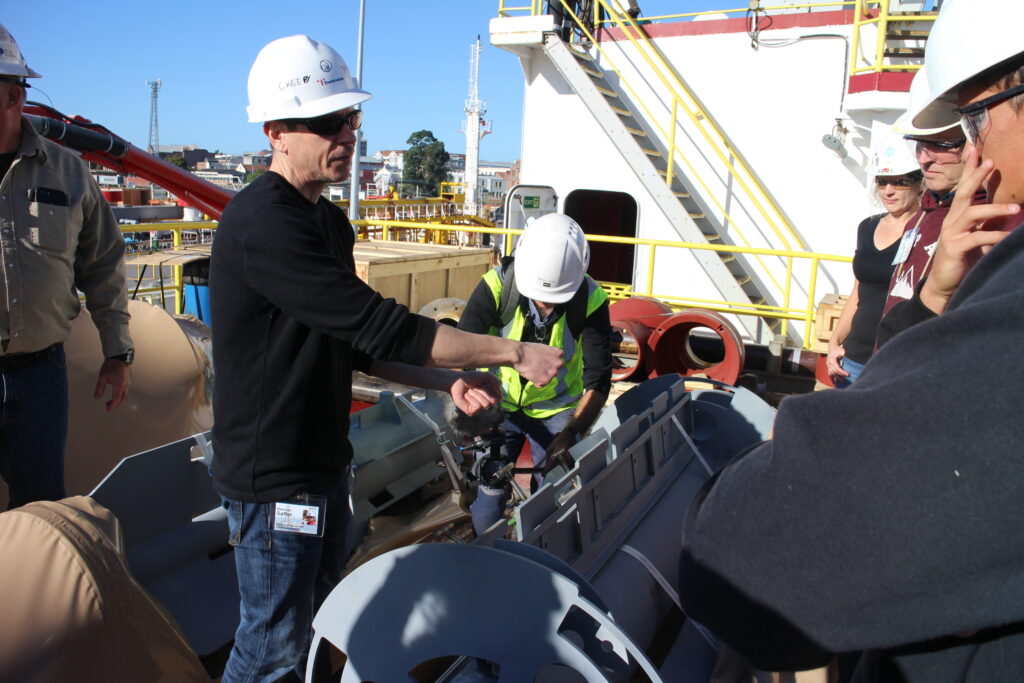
[[513, 213, 590, 304], [0, 24, 41, 79], [893, 66, 960, 136], [246, 34, 371, 123], [870, 131, 919, 177], [912, 0, 1024, 130]]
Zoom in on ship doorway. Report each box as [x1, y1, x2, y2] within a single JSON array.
[[564, 190, 637, 286]]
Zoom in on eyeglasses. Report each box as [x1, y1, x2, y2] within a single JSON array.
[[874, 176, 918, 187], [956, 82, 1024, 144], [904, 135, 966, 153], [0, 76, 29, 89], [286, 109, 363, 137]]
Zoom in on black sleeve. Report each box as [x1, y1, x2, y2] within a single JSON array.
[[458, 277, 500, 335], [241, 201, 436, 365], [581, 301, 612, 395], [875, 282, 937, 350], [679, 257, 1024, 670]]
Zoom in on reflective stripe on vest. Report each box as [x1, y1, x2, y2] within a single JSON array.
[[482, 268, 608, 418]]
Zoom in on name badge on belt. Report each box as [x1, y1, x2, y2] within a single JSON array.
[[892, 225, 920, 266], [273, 494, 326, 537]]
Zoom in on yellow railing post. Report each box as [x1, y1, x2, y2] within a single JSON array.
[[667, 99, 678, 190], [173, 227, 183, 314], [781, 255, 794, 340], [646, 243, 656, 295], [804, 258, 821, 348], [873, 0, 889, 73]]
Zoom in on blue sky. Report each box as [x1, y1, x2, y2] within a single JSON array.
[[6, 0, 875, 161]]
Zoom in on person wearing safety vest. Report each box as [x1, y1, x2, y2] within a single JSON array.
[[458, 213, 612, 536], [680, 1, 1024, 679]]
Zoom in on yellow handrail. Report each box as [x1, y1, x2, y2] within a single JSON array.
[[850, 0, 936, 75], [540, 0, 806, 302], [111, 217, 850, 349], [355, 218, 850, 349], [117, 222, 217, 313]]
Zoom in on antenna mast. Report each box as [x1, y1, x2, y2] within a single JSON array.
[[463, 37, 491, 216], [146, 79, 162, 155]]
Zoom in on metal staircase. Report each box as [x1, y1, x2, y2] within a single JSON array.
[[541, 34, 784, 342], [851, 0, 936, 76]]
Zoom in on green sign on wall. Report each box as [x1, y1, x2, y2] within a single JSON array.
[[522, 196, 540, 209]]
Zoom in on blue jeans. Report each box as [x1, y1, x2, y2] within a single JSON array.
[[0, 344, 68, 509], [221, 471, 353, 683], [834, 357, 866, 389], [470, 408, 572, 535]]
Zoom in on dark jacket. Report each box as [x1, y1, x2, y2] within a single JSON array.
[[680, 222, 1024, 681], [210, 172, 436, 502]]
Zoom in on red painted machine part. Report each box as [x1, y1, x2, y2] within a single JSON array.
[[814, 354, 836, 388], [647, 309, 746, 385], [24, 105, 234, 219], [609, 297, 675, 381]]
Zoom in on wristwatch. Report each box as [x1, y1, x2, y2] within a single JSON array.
[[109, 349, 135, 366]]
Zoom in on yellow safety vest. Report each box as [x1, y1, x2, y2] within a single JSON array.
[[482, 266, 608, 418]]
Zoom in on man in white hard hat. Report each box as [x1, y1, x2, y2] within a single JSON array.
[[457, 213, 612, 535], [875, 65, 983, 346], [0, 24, 133, 509], [211, 35, 562, 682], [678, 1, 1024, 678]]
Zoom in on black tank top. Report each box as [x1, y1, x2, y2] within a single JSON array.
[[845, 214, 900, 363]]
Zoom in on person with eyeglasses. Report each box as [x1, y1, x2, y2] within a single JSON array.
[[679, 2, 1024, 680], [826, 134, 922, 388], [874, 68, 987, 348], [210, 35, 564, 682]]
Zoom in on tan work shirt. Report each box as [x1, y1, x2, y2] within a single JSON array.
[[0, 118, 131, 357]]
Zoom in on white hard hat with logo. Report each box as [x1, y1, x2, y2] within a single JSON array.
[[246, 34, 371, 123], [911, 0, 1024, 130], [514, 213, 590, 304], [0, 24, 41, 79], [893, 66, 960, 137], [870, 131, 919, 177]]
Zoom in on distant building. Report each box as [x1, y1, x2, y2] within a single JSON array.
[[182, 148, 215, 169], [193, 169, 245, 191]]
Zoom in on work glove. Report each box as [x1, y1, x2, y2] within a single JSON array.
[[543, 428, 578, 474]]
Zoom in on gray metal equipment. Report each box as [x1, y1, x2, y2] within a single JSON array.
[[305, 543, 661, 682], [89, 431, 238, 658], [310, 377, 775, 681]]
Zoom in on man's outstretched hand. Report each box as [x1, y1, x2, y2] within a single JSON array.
[[449, 371, 502, 416]]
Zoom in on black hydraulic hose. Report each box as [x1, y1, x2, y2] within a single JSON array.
[[24, 113, 129, 157]]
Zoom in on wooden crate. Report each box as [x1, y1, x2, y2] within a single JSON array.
[[810, 293, 850, 353], [353, 240, 494, 312]]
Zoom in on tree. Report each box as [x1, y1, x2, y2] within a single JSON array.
[[402, 130, 450, 198], [165, 153, 187, 169], [246, 169, 267, 184]]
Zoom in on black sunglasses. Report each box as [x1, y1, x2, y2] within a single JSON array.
[[874, 176, 918, 187], [956, 82, 1024, 144], [286, 109, 362, 137], [903, 134, 965, 151], [0, 76, 29, 89]]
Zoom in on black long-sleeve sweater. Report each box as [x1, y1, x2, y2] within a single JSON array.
[[680, 222, 1024, 681], [209, 172, 437, 502]]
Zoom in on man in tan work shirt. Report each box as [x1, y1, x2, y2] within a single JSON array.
[[0, 24, 133, 508]]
